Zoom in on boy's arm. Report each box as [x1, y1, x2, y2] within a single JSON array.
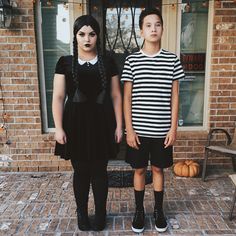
[[123, 82, 133, 132], [123, 82, 140, 149], [164, 80, 179, 148], [171, 80, 179, 131]]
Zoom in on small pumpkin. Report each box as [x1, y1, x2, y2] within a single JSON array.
[[173, 160, 200, 177]]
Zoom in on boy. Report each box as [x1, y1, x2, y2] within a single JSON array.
[[121, 8, 185, 233]]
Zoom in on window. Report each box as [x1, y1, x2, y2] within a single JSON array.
[[36, 0, 71, 131], [36, 0, 212, 130], [90, 0, 162, 73], [178, 0, 210, 127]]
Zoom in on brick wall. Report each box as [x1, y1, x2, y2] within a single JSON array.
[[174, 1, 236, 167], [207, 0, 236, 166], [0, 0, 235, 172], [211, 0, 236, 130], [0, 0, 71, 171]]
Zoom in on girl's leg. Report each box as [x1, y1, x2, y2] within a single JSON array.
[[90, 160, 108, 231], [151, 165, 167, 232], [71, 160, 91, 231]]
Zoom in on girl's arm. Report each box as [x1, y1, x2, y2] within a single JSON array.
[[123, 82, 140, 149], [164, 80, 179, 148], [52, 74, 67, 144], [111, 75, 123, 143]]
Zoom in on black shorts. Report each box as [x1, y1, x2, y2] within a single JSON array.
[[125, 137, 173, 169]]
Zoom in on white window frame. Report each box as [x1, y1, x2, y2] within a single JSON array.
[[162, 0, 214, 131], [35, 0, 86, 132]]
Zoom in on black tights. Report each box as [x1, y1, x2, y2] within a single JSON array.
[[71, 159, 108, 214]]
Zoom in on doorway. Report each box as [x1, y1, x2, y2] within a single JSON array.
[[89, 0, 162, 161]]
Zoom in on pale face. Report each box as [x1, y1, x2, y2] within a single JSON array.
[[76, 25, 97, 53], [140, 14, 163, 44]]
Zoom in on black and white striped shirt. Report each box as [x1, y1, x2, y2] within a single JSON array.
[[121, 49, 185, 138]]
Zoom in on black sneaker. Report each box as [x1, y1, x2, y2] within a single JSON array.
[[154, 209, 167, 232], [131, 209, 145, 233]]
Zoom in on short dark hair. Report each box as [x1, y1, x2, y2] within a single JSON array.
[[139, 8, 163, 29]]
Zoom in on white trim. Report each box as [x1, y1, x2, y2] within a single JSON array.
[[177, 1, 213, 131], [176, 0, 182, 56], [162, 0, 178, 53], [35, 0, 49, 133], [78, 55, 98, 65], [36, 1, 78, 132], [204, 0, 214, 131]]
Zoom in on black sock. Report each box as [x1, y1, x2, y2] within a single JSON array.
[[134, 189, 145, 211], [154, 190, 164, 212]]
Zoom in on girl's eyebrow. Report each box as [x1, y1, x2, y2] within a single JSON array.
[[78, 30, 96, 34]]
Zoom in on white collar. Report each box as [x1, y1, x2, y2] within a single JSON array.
[[78, 56, 98, 65], [140, 49, 162, 57]]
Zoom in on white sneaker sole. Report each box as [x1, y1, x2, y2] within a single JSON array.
[[131, 226, 144, 233], [155, 225, 168, 233]]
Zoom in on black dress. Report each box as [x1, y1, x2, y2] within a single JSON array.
[[54, 55, 119, 161]]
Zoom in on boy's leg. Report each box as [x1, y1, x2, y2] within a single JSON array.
[[134, 167, 147, 209], [152, 165, 164, 210], [132, 167, 147, 233], [150, 137, 173, 233], [152, 165, 167, 232], [125, 137, 149, 233]]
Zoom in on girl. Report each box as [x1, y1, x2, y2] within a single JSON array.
[[52, 15, 122, 231]]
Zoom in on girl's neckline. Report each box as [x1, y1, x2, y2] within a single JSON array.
[[78, 56, 98, 65], [140, 48, 162, 57]]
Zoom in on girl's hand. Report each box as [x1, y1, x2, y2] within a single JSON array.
[[115, 128, 123, 143], [55, 128, 67, 144], [126, 129, 140, 149], [164, 129, 177, 148]]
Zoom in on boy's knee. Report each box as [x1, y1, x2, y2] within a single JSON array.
[[134, 167, 147, 176], [151, 165, 163, 175]]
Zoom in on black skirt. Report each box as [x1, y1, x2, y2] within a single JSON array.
[[54, 96, 119, 161]]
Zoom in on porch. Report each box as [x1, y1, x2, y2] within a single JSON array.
[[1, 168, 236, 235]]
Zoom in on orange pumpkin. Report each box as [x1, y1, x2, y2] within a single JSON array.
[[173, 160, 200, 177]]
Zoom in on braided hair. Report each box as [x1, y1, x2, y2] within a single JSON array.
[[72, 15, 107, 90]]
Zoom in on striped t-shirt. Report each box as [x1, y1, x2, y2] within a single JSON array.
[[121, 49, 185, 138]]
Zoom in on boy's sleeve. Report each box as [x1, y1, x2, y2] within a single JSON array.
[[121, 58, 133, 83], [173, 57, 185, 81]]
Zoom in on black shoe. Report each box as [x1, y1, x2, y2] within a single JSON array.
[[92, 211, 106, 231], [77, 209, 91, 231], [131, 209, 145, 233], [154, 209, 167, 232]]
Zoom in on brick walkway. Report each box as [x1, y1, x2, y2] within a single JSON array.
[[1, 169, 236, 236]]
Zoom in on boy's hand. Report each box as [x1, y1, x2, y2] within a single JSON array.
[[164, 129, 177, 148], [126, 129, 140, 149]]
